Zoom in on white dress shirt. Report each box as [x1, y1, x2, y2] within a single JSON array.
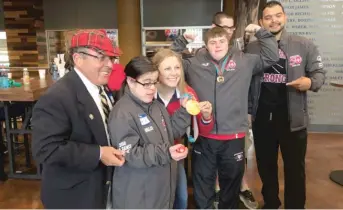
[[74, 68, 112, 146]]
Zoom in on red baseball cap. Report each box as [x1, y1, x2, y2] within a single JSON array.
[[70, 29, 122, 57]]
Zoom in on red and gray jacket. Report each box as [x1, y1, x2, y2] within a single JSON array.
[[171, 28, 279, 140]]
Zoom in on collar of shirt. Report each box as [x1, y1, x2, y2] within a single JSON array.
[[155, 88, 180, 107], [74, 67, 100, 98]]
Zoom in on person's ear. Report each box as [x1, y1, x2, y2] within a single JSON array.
[[73, 53, 84, 67], [126, 77, 135, 88]]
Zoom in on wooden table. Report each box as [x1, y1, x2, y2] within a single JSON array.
[[329, 80, 343, 186], [0, 78, 53, 179], [0, 78, 53, 101]]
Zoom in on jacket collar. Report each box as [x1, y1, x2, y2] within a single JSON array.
[[125, 86, 153, 112], [278, 29, 290, 47]]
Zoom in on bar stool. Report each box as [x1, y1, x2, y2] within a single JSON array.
[[0, 102, 29, 181]]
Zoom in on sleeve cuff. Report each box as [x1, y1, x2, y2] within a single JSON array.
[[201, 117, 212, 124]]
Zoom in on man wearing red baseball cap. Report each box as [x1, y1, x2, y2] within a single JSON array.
[[32, 29, 124, 209]]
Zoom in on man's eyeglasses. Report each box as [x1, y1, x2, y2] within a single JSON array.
[[135, 80, 159, 89], [79, 51, 117, 63], [213, 23, 236, 31]]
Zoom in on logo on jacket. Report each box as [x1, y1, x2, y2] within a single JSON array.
[[225, 60, 236, 71], [119, 141, 132, 153], [289, 55, 302, 67], [160, 113, 167, 131], [234, 152, 244, 162], [138, 113, 150, 126], [263, 73, 286, 84], [161, 116, 166, 127], [317, 55, 324, 68]]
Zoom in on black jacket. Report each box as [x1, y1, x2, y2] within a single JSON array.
[[31, 70, 114, 208]]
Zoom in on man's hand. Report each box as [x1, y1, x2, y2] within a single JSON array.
[[199, 101, 212, 120], [245, 24, 262, 34], [286, 76, 312, 91], [100, 146, 125, 166], [183, 32, 196, 43], [169, 144, 188, 161]]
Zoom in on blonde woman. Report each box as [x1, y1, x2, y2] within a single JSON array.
[[152, 49, 214, 209]]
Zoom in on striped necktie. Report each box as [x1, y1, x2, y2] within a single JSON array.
[[99, 86, 110, 124]]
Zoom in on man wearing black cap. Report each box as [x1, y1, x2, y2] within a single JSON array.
[[32, 29, 124, 209]]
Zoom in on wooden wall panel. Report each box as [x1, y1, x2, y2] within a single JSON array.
[[0, 0, 4, 30], [4, 0, 45, 67], [36, 30, 48, 67]]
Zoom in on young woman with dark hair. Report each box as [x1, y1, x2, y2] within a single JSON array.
[[108, 56, 191, 209]]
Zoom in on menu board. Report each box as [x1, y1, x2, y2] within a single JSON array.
[[142, 0, 222, 27], [268, 0, 343, 127]]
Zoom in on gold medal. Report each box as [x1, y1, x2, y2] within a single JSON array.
[[217, 76, 225, 83], [185, 100, 200, 115]]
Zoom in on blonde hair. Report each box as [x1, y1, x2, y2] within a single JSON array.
[[152, 48, 187, 94]]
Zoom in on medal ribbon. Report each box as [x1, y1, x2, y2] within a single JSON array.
[[211, 55, 229, 76]]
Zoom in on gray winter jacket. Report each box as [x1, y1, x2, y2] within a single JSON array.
[[108, 87, 191, 209], [172, 28, 279, 135], [247, 30, 326, 131]]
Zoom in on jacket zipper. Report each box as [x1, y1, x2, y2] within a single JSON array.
[[283, 50, 291, 122], [169, 163, 172, 208], [214, 73, 218, 134]]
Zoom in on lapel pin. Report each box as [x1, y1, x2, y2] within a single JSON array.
[[89, 114, 94, 120]]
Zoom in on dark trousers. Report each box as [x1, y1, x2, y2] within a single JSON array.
[[192, 136, 245, 209], [252, 107, 307, 209]]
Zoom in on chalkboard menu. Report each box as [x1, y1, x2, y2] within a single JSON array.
[[44, 0, 117, 30], [267, 0, 343, 131], [142, 0, 222, 27]]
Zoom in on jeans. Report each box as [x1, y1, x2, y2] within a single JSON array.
[[173, 162, 188, 209]]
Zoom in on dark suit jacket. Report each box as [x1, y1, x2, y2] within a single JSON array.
[[32, 70, 114, 209]]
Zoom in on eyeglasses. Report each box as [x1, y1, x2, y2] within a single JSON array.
[[79, 51, 117, 63], [135, 80, 159, 89], [213, 23, 236, 31]]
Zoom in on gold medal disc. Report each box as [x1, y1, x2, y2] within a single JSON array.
[[185, 100, 200, 115], [217, 76, 225, 83]]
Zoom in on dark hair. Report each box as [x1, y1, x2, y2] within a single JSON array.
[[124, 56, 156, 79], [212, 12, 233, 25], [64, 46, 90, 69], [114, 56, 157, 101], [64, 51, 74, 70], [260, 1, 285, 19]]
